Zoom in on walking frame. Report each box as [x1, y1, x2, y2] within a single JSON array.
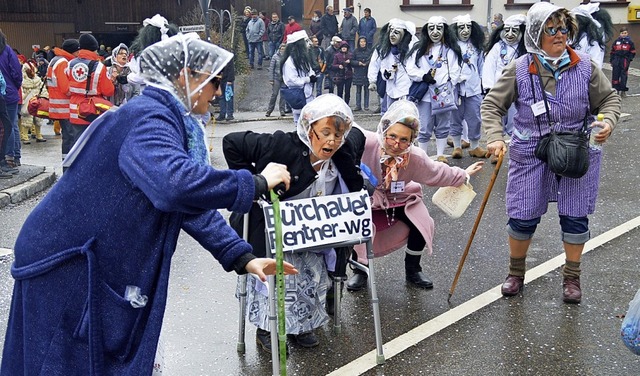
[[236, 203, 385, 375]]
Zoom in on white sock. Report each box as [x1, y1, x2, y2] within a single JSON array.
[[452, 135, 462, 148], [470, 139, 479, 149], [436, 138, 448, 156], [418, 142, 429, 156]]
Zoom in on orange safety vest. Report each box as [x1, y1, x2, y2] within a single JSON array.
[[46, 49, 74, 120], [67, 50, 114, 125]]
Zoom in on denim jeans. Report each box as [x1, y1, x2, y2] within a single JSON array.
[[0, 96, 12, 160], [314, 73, 324, 97], [355, 85, 369, 109], [218, 82, 234, 118], [268, 41, 279, 59], [5, 103, 19, 160], [248, 42, 263, 68]]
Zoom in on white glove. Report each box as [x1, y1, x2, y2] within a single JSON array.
[[368, 82, 377, 92]]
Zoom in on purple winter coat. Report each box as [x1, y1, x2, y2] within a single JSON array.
[[331, 42, 354, 82], [0, 43, 23, 104]]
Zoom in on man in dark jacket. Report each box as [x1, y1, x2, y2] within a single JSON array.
[[340, 8, 358, 50], [267, 13, 285, 59], [320, 5, 339, 49], [358, 8, 377, 49]]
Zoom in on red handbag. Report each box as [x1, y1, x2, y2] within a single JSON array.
[[27, 81, 50, 119], [77, 60, 113, 121]]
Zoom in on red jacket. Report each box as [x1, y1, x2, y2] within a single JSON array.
[[46, 48, 75, 120], [283, 22, 303, 42], [67, 50, 114, 125]]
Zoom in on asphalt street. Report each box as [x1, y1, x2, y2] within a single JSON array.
[[0, 62, 638, 375]]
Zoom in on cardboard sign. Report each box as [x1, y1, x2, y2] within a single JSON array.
[[263, 191, 372, 251]]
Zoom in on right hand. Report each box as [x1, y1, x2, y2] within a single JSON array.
[[422, 72, 436, 84], [368, 82, 377, 92], [486, 140, 507, 158], [259, 162, 291, 191]]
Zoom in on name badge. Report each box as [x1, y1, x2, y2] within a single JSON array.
[[531, 100, 546, 117], [390, 181, 405, 193]]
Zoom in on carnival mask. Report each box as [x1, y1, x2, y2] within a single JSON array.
[[389, 26, 406, 46], [501, 25, 521, 45], [428, 23, 444, 43], [457, 22, 472, 42]]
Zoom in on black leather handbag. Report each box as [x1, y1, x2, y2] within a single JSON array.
[[530, 57, 589, 179], [534, 129, 589, 179]]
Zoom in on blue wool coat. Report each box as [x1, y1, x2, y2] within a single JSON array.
[[1, 86, 256, 375]]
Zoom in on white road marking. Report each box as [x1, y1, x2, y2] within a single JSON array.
[[328, 215, 640, 376], [0, 247, 12, 257]]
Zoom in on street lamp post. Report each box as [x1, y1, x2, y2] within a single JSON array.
[[198, 0, 212, 42]]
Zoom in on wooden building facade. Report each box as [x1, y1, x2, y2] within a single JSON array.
[[0, 0, 294, 56]]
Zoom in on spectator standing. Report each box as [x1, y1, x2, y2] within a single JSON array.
[[246, 9, 265, 70], [283, 15, 303, 43], [259, 12, 270, 60], [493, 13, 504, 28], [320, 5, 339, 49], [241, 7, 252, 59], [324, 36, 342, 94], [107, 43, 133, 106], [309, 36, 325, 97], [67, 33, 114, 146], [352, 36, 372, 111], [267, 13, 285, 60], [215, 56, 235, 121], [358, 8, 377, 49], [310, 10, 323, 45], [340, 8, 358, 51], [46, 39, 80, 163], [332, 41, 353, 105], [35, 57, 48, 79], [610, 26, 635, 96], [98, 44, 109, 59], [20, 60, 48, 143], [0, 30, 23, 169], [265, 43, 286, 117]]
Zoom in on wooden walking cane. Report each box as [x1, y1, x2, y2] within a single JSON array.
[[269, 190, 288, 375], [448, 149, 505, 301]]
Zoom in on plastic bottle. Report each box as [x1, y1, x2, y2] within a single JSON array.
[[590, 114, 604, 150]]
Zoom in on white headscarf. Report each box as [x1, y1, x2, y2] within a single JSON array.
[[139, 33, 233, 111], [377, 99, 420, 157], [525, 2, 574, 57], [111, 43, 129, 68], [296, 93, 353, 155], [143, 14, 170, 41]]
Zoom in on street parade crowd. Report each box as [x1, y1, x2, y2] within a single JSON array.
[[0, 1, 628, 374]]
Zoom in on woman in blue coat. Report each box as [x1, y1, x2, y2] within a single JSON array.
[[0, 34, 296, 376]]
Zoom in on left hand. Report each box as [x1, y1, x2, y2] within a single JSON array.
[[465, 161, 484, 176], [245, 258, 299, 282], [591, 120, 612, 144]]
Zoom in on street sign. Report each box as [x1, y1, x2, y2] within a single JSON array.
[[179, 25, 206, 33]]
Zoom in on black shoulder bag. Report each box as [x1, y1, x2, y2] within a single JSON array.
[[530, 56, 590, 179]]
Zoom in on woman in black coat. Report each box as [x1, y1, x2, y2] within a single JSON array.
[[223, 94, 364, 352], [351, 36, 372, 111]]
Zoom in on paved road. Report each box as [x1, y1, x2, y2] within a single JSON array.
[[0, 63, 639, 375]]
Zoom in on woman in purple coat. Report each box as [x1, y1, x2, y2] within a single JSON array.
[[331, 41, 354, 105], [482, 3, 620, 304]]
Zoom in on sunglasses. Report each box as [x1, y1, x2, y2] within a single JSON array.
[[543, 26, 569, 37]]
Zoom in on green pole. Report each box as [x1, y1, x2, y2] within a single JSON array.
[[270, 190, 287, 375]]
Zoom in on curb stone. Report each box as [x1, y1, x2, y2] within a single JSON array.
[[0, 172, 57, 209]]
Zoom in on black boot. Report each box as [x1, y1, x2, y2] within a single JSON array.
[[256, 328, 289, 355], [405, 253, 433, 289], [346, 268, 368, 291]]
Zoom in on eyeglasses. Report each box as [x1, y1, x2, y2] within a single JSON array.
[[192, 71, 222, 88], [311, 127, 344, 145], [543, 26, 569, 37], [385, 135, 411, 149]]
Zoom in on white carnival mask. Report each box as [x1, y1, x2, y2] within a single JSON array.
[[428, 23, 444, 43], [501, 25, 521, 45], [457, 22, 472, 41], [389, 26, 406, 46]]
